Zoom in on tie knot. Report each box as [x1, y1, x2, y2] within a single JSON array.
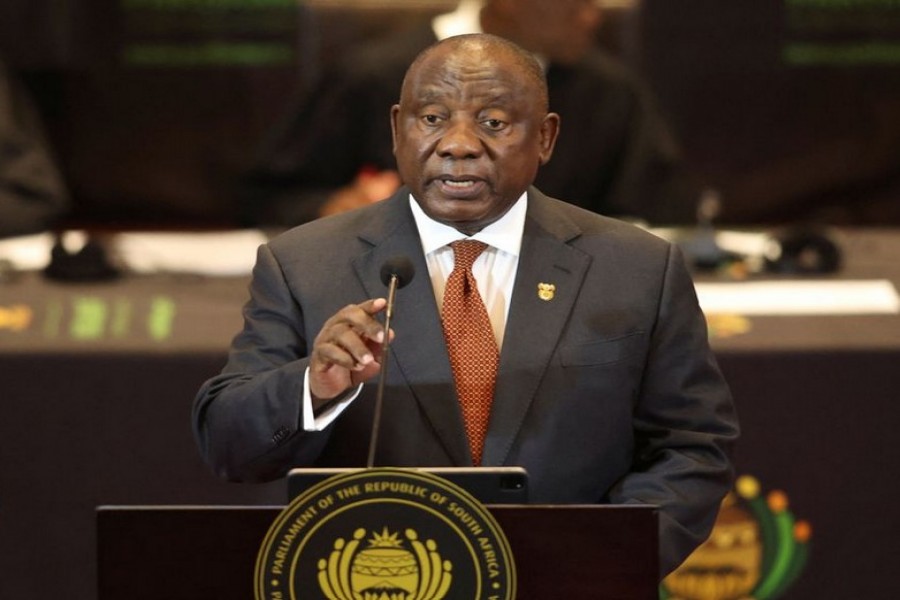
[[450, 240, 488, 271]]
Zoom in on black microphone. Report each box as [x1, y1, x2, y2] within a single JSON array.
[[379, 257, 415, 289], [367, 256, 415, 468]]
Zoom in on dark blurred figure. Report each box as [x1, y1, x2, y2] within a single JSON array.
[[241, 0, 697, 227], [0, 58, 69, 238]]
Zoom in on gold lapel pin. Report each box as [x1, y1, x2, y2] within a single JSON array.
[[537, 282, 556, 301]]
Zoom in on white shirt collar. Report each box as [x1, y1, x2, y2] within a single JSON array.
[[409, 192, 527, 258]]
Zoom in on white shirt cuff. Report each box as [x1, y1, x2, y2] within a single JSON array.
[[302, 367, 363, 431]]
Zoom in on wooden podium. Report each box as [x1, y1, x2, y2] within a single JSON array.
[[97, 505, 658, 599]]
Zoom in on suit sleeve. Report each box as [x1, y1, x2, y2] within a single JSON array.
[[192, 244, 333, 482], [605, 243, 739, 576]]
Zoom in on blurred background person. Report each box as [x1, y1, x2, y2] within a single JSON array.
[[240, 0, 697, 227], [0, 57, 69, 238]]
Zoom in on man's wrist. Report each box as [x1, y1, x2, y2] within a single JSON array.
[[303, 368, 363, 432], [311, 394, 342, 417]]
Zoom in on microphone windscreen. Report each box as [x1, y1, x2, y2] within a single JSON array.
[[380, 256, 416, 289]]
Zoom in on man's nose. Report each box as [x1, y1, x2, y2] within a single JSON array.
[[436, 121, 484, 159]]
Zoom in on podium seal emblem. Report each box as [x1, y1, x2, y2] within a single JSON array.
[[255, 467, 515, 600]]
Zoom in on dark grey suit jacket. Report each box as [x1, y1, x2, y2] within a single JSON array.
[[193, 187, 738, 575]]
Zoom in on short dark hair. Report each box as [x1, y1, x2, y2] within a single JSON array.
[[402, 33, 549, 112]]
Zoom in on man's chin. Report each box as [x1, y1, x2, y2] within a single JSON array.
[[422, 202, 493, 234]]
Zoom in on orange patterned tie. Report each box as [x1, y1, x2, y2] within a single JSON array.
[[441, 240, 500, 464]]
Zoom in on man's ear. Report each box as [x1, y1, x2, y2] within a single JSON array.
[[539, 112, 561, 165], [390, 104, 401, 155]]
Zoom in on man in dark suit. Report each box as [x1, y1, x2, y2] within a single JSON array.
[[194, 34, 737, 577], [241, 0, 695, 227]]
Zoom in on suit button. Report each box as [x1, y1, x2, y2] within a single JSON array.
[[272, 426, 291, 444]]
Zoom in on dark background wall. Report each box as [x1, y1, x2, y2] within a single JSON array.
[[2, 0, 900, 227], [638, 0, 900, 225]]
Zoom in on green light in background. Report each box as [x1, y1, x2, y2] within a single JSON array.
[[787, 0, 900, 8], [43, 300, 63, 339], [70, 297, 108, 341], [123, 0, 296, 9], [784, 42, 900, 65], [123, 42, 294, 66], [111, 299, 134, 338], [148, 296, 176, 341]]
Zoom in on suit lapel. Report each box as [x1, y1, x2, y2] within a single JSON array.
[[351, 190, 470, 465], [482, 189, 591, 466]]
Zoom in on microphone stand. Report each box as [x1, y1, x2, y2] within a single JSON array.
[[366, 273, 399, 468]]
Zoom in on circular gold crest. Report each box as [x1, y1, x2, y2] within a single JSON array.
[[255, 468, 516, 600]]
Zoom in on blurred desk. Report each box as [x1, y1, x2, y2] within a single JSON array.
[[692, 228, 900, 599], [696, 227, 900, 351], [0, 273, 284, 599], [1, 228, 899, 599]]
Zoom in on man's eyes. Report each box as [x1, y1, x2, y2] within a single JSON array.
[[482, 118, 507, 131], [417, 114, 508, 130]]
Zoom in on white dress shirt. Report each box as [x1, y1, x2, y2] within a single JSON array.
[[302, 193, 527, 431]]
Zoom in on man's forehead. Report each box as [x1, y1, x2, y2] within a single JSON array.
[[416, 40, 527, 79], [406, 56, 526, 99], [411, 81, 518, 107], [400, 35, 547, 110]]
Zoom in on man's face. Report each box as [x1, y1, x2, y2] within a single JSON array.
[[507, 0, 602, 65], [390, 41, 559, 235]]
